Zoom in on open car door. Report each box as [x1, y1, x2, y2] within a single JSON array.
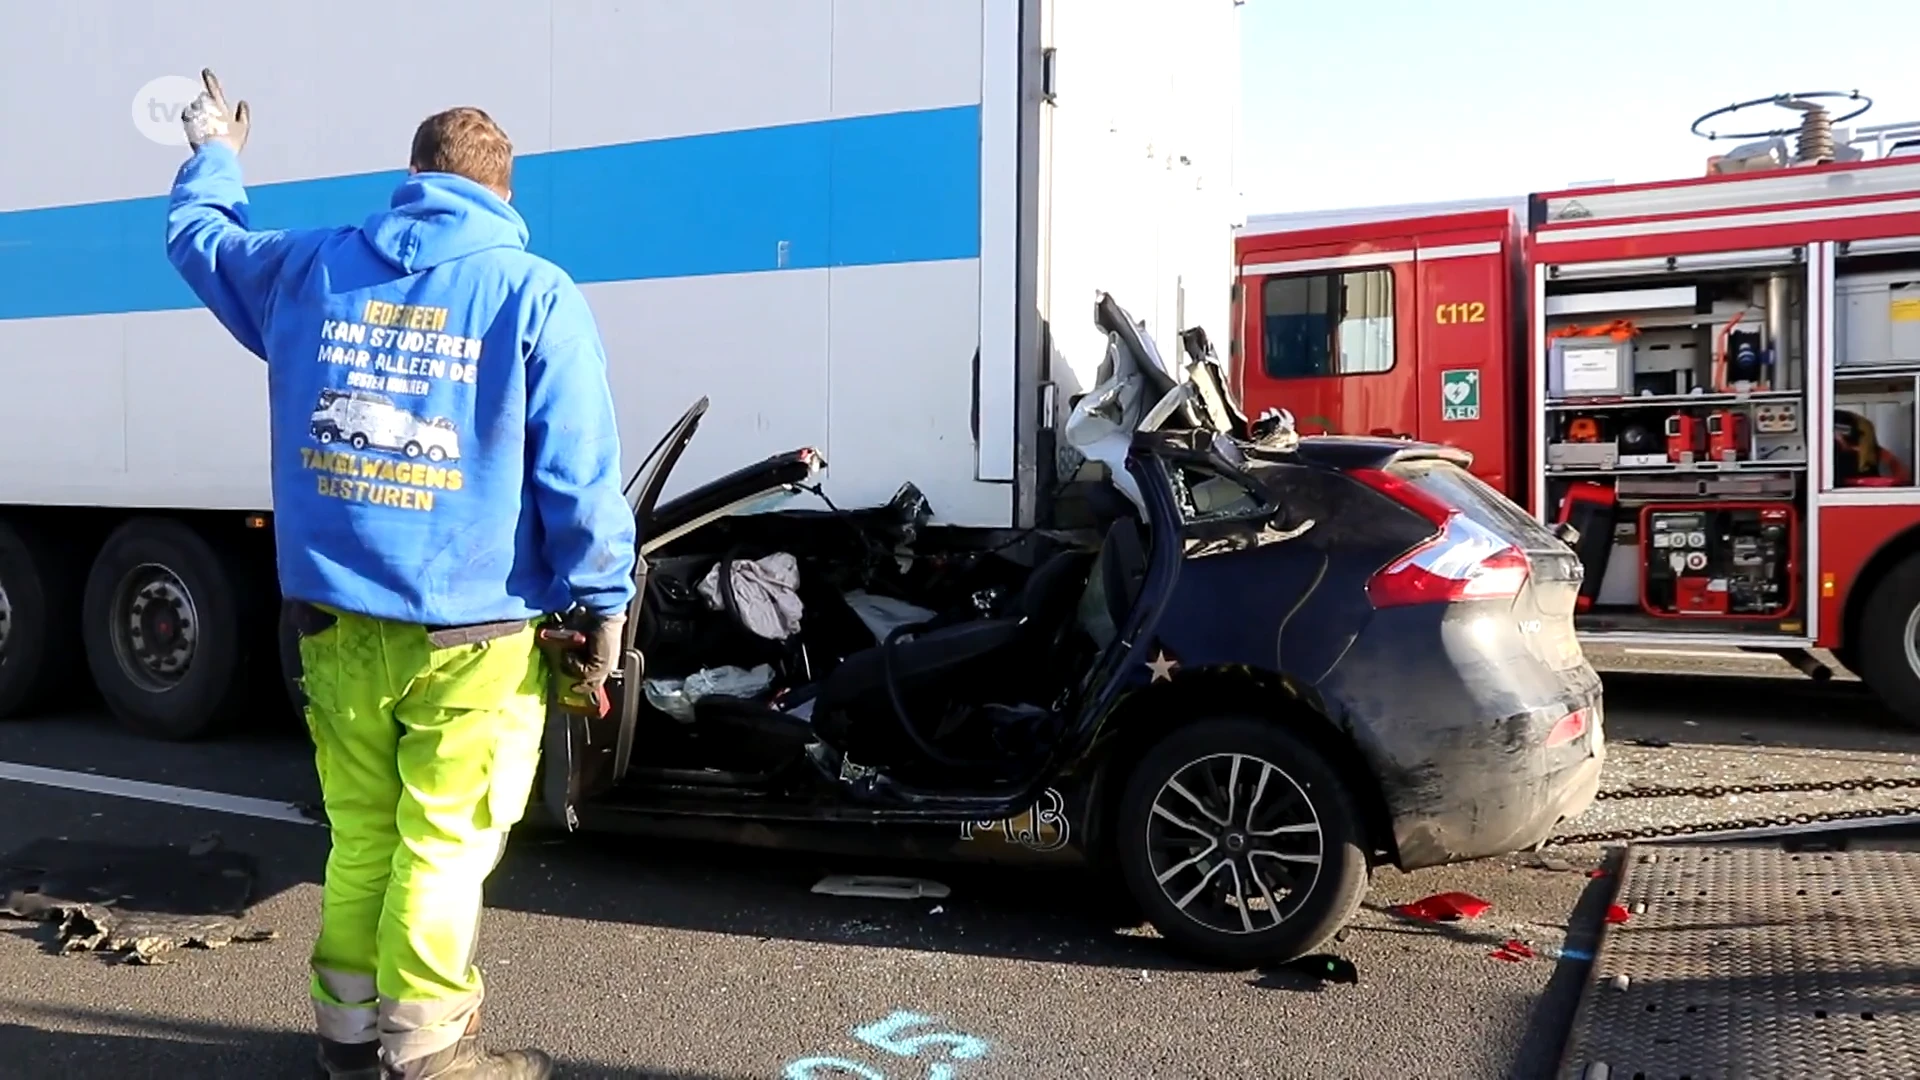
[[538, 396, 710, 830]]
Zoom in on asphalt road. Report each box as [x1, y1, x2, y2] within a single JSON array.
[[1, 651, 1916, 1080]]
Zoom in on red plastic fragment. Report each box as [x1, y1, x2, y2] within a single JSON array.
[[1489, 939, 1537, 962], [1605, 904, 1631, 924], [1587, 869, 1610, 879], [1393, 891, 1493, 922]]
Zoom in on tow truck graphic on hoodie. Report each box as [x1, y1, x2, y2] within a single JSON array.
[[163, 142, 637, 628]]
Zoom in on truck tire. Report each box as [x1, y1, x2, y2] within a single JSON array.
[[1114, 716, 1369, 968], [81, 518, 247, 740], [0, 519, 82, 719], [1855, 552, 1920, 728]]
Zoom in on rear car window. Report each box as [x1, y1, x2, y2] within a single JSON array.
[[1388, 459, 1564, 552]]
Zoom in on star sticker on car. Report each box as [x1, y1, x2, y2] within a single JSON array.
[[1146, 650, 1178, 682]]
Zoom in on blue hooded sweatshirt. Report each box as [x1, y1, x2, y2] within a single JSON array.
[[165, 143, 637, 626]]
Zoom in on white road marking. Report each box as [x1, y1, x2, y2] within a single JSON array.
[[0, 761, 320, 826], [1620, 648, 1763, 661]]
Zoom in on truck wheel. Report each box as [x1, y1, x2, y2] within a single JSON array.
[[0, 519, 82, 719], [403, 441, 422, 459], [81, 518, 246, 740], [1856, 552, 1920, 727], [1114, 716, 1369, 968]]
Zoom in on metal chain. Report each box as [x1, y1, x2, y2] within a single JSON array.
[[1596, 775, 1920, 801], [1543, 773, 1920, 847]]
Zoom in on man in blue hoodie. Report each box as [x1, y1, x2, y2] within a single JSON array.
[[166, 70, 636, 1080]]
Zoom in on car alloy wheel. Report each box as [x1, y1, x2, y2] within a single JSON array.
[[1115, 716, 1369, 966], [1145, 751, 1324, 935]]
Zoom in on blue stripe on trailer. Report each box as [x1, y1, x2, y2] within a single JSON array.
[[0, 104, 982, 322]]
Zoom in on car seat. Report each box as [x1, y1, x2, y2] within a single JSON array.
[[812, 547, 1098, 769], [1078, 516, 1150, 652]]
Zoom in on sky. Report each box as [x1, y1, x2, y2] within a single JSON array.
[[1236, 0, 1920, 217]]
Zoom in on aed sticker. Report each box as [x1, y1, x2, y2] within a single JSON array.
[[1892, 296, 1920, 322], [1441, 368, 1481, 421]]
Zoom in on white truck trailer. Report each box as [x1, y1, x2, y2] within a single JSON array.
[[0, 1, 1245, 739]]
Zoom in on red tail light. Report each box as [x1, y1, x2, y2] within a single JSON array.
[[1545, 706, 1591, 748], [1352, 468, 1531, 609]]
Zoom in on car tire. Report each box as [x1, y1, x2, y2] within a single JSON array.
[[81, 518, 248, 741], [0, 518, 82, 719], [428, 447, 446, 463], [349, 433, 368, 451], [1854, 552, 1920, 727], [404, 441, 422, 459], [318, 430, 335, 445], [1115, 716, 1369, 968]]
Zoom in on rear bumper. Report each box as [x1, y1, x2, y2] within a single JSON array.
[[1318, 602, 1607, 871], [1388, 728, 1604, 870]]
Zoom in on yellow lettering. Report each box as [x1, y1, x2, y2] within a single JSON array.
[[446, 469, 463, 492], [393, 462, 412, 485], [361, 458, 381, 479], [417, 490, 435, 512], [376, 460, 396, 483]]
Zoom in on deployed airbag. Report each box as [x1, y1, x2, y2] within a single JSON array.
[[698, 552, 804, 640], [644, 663, 777, 722]]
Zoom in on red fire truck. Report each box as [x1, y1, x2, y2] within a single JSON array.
[[1230, 94, 1920, 724]]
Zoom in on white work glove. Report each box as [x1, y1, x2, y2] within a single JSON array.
[[181, 68, 251, 154]]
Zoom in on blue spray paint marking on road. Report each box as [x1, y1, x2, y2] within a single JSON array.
[[783, 1010, 992, 1080]]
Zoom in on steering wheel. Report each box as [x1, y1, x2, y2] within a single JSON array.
[[1690, 91, 1872, 142]]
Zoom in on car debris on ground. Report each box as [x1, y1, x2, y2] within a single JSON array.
[[0, 835, 276, 965], [811, 875, 952, 901]]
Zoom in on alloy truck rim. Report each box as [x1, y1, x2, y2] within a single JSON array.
[[111, 563, 199, 692], [1144, 752, 1325, 935], [1905, 603, 1920, 680]]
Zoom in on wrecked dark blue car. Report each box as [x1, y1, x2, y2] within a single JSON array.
[[537, 294, 1605, 967]]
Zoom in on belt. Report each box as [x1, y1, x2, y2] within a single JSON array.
[[283, 599, 530, 649]]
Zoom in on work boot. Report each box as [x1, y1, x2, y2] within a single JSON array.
[[314, 1037, 381, 1080], [385, 1039, 554, 1080], [383, 1014, 554, 1080]]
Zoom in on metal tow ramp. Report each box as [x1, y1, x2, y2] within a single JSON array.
[[1557, 837, 1920, 1080]]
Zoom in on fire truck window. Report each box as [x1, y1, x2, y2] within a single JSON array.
[[1261, 268, 1395, 378]]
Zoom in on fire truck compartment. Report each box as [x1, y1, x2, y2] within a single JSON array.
[[1541, 261, 1819, 642], [1556, 838, 1920, 1080]]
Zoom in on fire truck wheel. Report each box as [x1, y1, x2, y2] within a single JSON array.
[[0, 518, 83, 719], [1856, 552, 1920, 728], [81, 517, 248, 741]]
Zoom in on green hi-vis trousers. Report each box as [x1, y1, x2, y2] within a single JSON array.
[[286, 602, 549, 1066]]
